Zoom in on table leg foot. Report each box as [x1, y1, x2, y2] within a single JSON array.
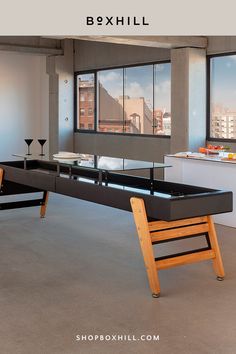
[[152, 293, 160, 298]]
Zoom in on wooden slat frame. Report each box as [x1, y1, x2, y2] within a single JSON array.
[[156, 250, 215, 270], [130, 197, 225, 297], [151, 224, 209, 243], [148, 216, 208, 232]]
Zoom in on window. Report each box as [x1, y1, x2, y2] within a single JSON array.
[[76, 73, 95, 130], [154, 64, 171, 135], [97, 68, 123, 132], [75, 62, 171, 135], [124, 65, 153, 134], [88, 108, 93, 116], [80, 108, 85, 116], [88, 93, 94, 101], [208, 54, 236, 140], [80, 93, 85, 102]]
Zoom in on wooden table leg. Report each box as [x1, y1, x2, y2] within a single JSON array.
[[40, 191, 49, 218], [207, 216, 225, 280], [0, 168, 4, 189], [130, 197, 161, 297], [131, 197, 225, 297]]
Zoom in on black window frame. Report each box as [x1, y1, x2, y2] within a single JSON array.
[[74, 61, 171, 138], [207, 52, 236, 143]]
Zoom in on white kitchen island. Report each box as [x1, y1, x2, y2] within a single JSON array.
[[164, 155, 235, 227]]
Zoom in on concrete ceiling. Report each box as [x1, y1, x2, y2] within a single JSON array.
[[50, 36, 208, 49]]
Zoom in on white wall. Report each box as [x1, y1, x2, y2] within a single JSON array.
[[0, 52, 49, 160]]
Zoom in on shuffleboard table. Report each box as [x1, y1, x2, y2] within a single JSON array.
[[0, 154, 233, 297]]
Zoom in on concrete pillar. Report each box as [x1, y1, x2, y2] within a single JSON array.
[[171, 48, 206, 153], [46, 56, 59, 157], [46, 39, 74, 157], [56, 39, 74, 153]]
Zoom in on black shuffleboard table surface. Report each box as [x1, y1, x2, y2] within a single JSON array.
[[0, 156, 232, 221]]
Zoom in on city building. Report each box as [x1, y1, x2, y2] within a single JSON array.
[[153, 109, 164, 133], [78, 78, 95, 129], [162, 112, 171, 135], [78, 82, 168, 134], [211, 107, 236, 139]]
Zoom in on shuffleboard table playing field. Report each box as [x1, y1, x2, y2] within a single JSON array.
[[0, 154, 233, 297]]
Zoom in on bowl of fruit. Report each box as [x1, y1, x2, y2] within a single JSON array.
[[199, 145, 230, 155]]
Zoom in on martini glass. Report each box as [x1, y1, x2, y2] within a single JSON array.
[[25, 139, 33, 155], [38, 139, 47, 156]]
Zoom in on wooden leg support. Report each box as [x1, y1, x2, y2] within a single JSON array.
[[0, 170, 49, 218], [0, 168, 4, 189], [207, 216, 225, 280], [130, 197, 225, 297], [40, 191, 49, 218], [130, 197, 160, 297]]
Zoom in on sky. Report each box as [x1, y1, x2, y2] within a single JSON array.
[[98, 63, 171, 112], [79, 58, 236, 114], [211, 55, 236, 111]]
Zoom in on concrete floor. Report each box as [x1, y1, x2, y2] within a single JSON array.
[[0, 193, 236, 354]]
